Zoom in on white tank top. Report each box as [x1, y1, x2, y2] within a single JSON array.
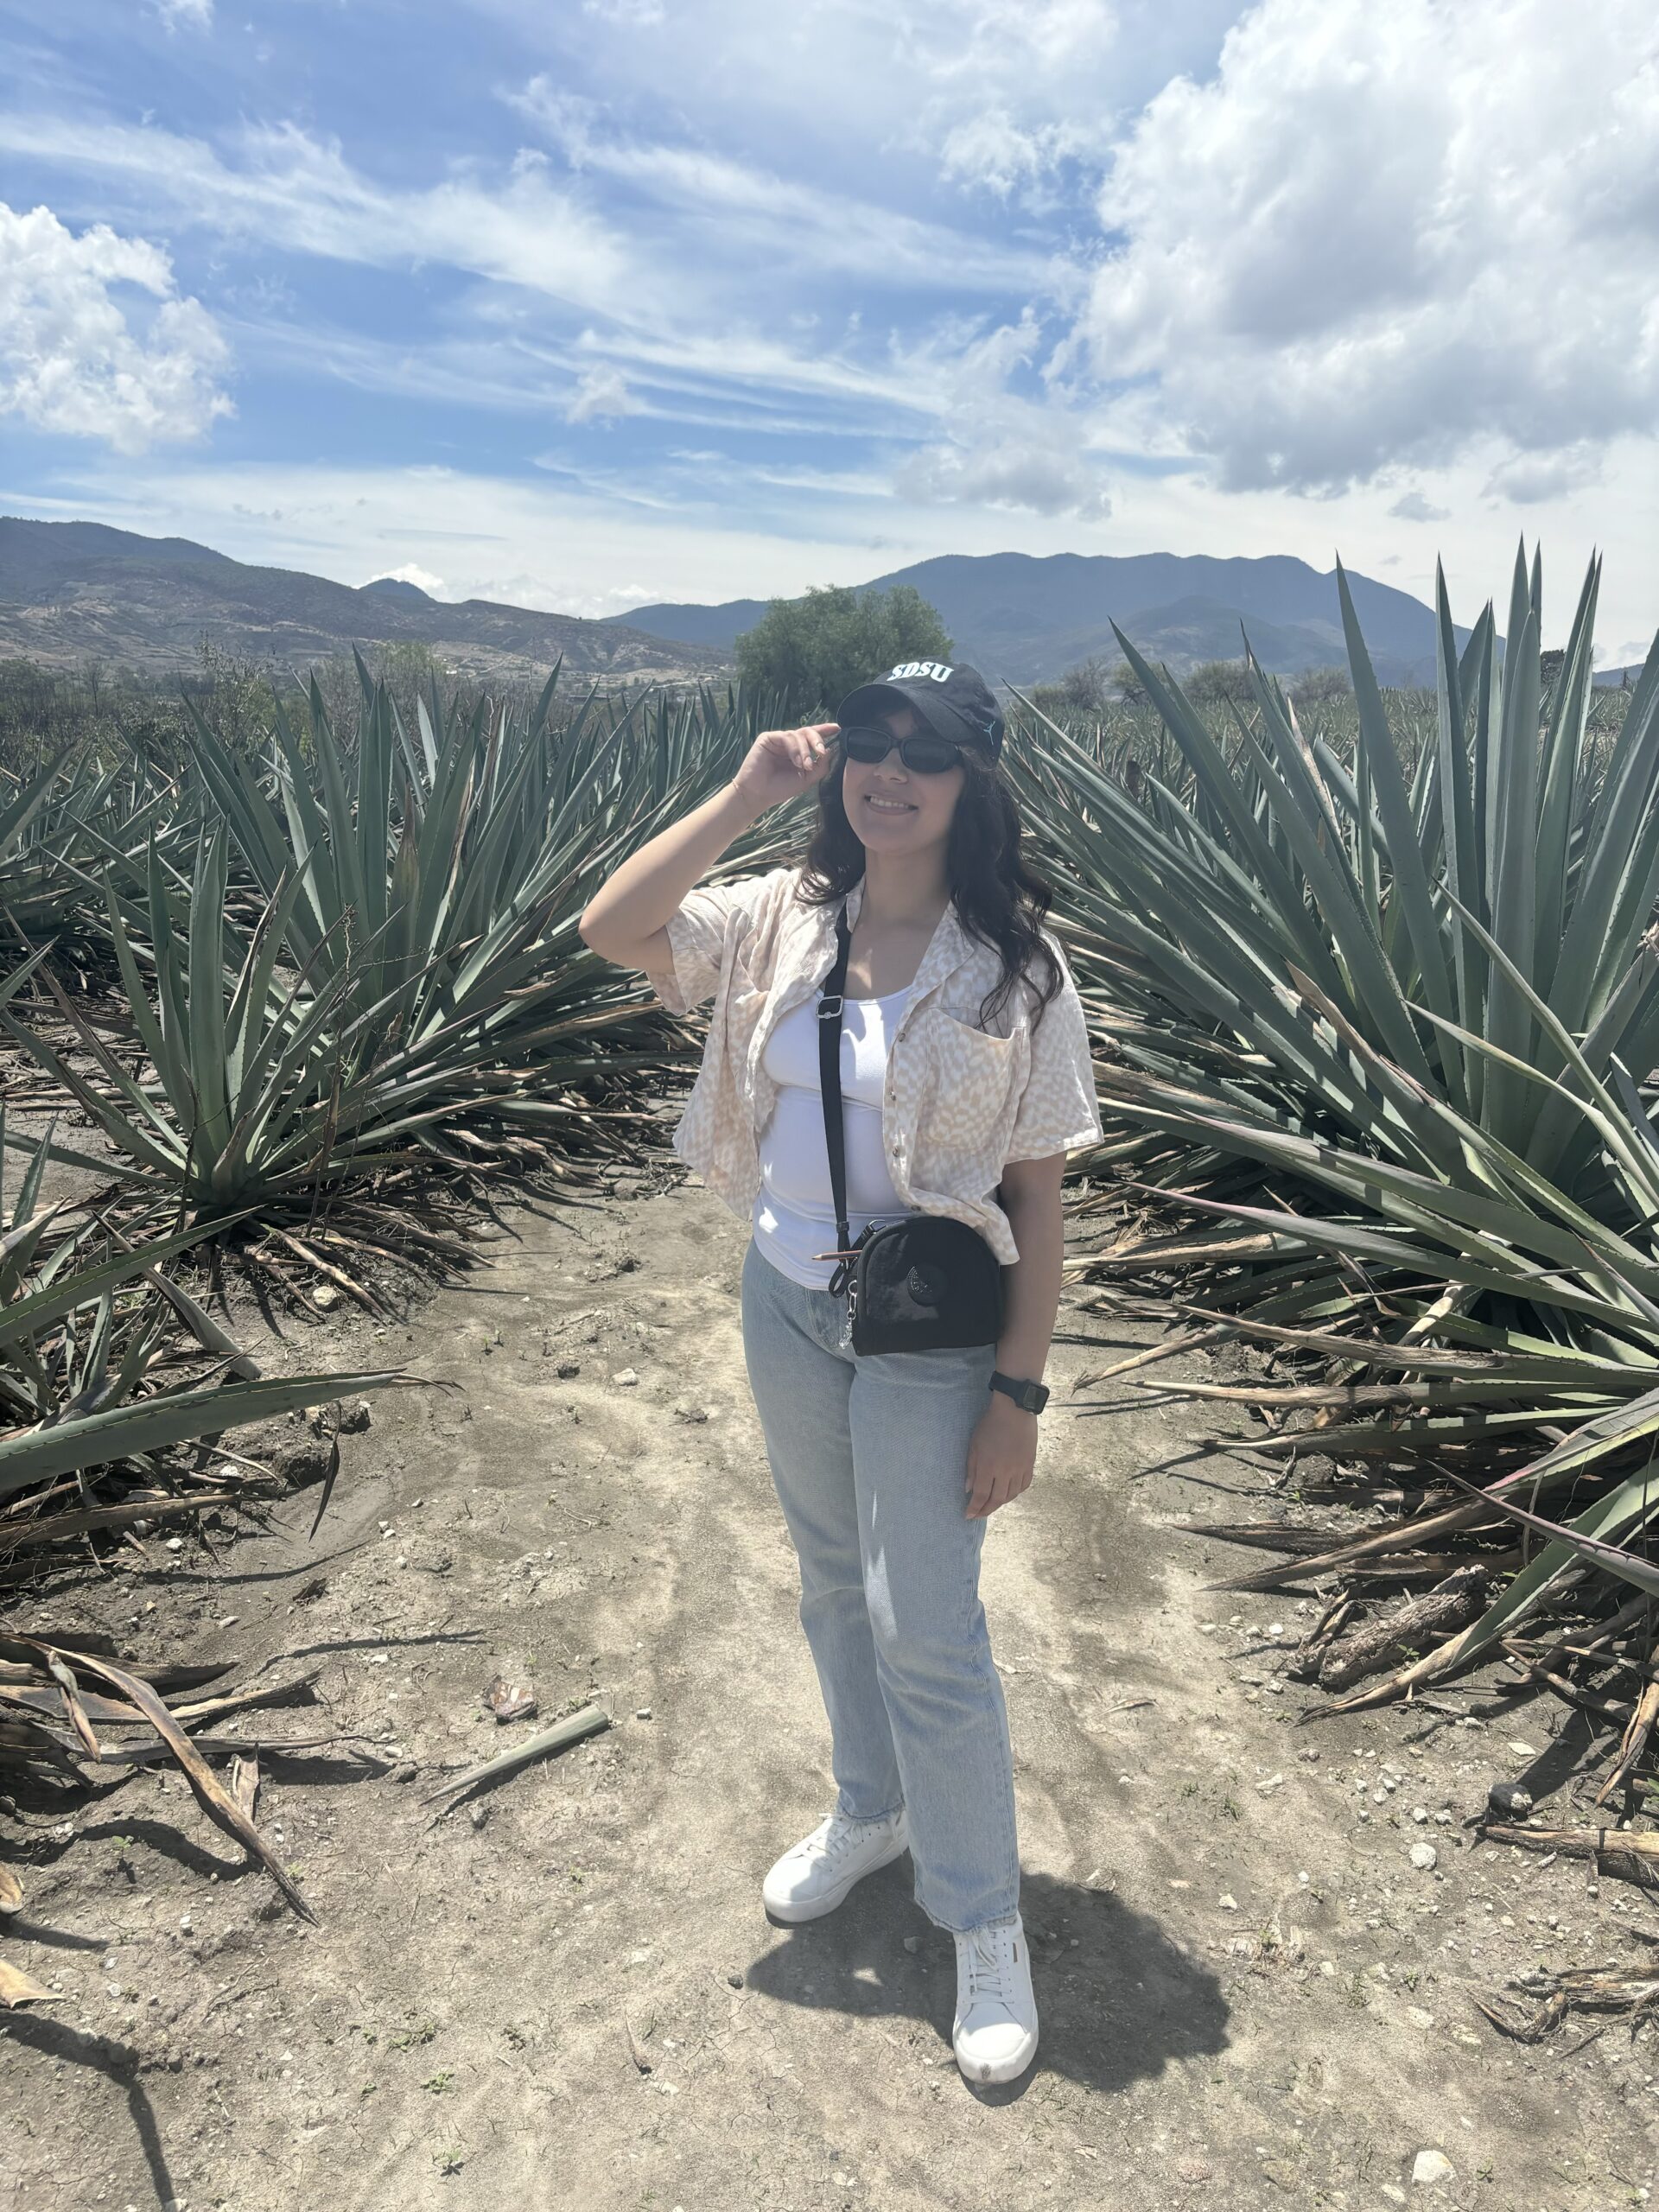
[[752, 988, 914, 1289]]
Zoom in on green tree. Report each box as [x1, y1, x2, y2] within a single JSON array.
[[1288, 664, 1353, 708], [1108, 657, 1147, 709], [1027, 653, 1128, 719], [189, 639, 282, 757], [1185, 658, 1257, 711], [734, 584, 953, 712]]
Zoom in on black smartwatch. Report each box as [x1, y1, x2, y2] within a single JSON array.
[[989, 1370, 1049, 1414]]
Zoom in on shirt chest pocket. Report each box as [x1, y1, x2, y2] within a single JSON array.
[[907, 1003, 1025, 1157]]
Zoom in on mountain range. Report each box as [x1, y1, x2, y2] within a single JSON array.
[[0, 518, 724, 685], [1, 518, 1497, 693], [608, 550, 1465, 688]]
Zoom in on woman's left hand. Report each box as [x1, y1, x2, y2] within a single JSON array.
[[964, 1392, 1039, 1518]]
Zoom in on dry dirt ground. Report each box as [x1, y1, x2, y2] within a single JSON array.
[[5, 1174, 1658, 2212]]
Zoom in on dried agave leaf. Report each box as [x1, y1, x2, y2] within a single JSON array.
[[43, 1652, 101, 1760], [1476, 1961, 1659, 2041], [16, 1637, 315, 1924], [0, 1958, 54, 2005], [231, 1750, 259, 1825]]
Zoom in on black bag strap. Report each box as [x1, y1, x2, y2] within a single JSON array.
[[817, 904, 854, 1260]]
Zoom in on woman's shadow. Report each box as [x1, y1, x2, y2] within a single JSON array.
[[746, 1866, 1228, 2100]]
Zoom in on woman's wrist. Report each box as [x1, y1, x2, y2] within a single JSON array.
[[722, 768, 802, 832], [718, 777, 771, 831]]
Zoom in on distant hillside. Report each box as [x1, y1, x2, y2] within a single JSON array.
[[362, 576, 435, 606], [613, 596, 770, 649], [607, 551, 1468, 688], [0, 519, 727, 685]]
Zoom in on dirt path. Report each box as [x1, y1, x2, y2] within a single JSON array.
[[6, 1178, 1656, 2212]]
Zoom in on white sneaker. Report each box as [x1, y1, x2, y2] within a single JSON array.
[[952, 1913, 1039, 2084], [762, 1806, 909, 1923]]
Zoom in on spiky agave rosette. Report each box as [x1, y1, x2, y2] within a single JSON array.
[[1003, 548, 1659, 1776]]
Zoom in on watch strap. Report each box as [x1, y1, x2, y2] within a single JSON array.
[[990, 1370, 1048, 1414]]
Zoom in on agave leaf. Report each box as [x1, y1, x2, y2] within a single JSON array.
[[0, 1365, 406, 1498], [1332, 1461, 1659, 1710], [1439, 1463, 1659, 1599], [1336, 560, 1463, 1106], [0, 1214, 247, 1356]]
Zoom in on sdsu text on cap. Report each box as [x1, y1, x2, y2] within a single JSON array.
[[835, 659, 1007, 760]]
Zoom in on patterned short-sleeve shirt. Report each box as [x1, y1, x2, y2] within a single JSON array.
[[641, 865, 1103, 1265]]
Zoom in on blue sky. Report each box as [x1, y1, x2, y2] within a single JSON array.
[[3, 0, 1656, 653]]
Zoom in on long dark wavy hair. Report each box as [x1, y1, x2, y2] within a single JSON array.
[[795, 742, 1062, 1032]]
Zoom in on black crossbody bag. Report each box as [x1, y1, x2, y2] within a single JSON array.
[[815, 906, 1005, 1354]]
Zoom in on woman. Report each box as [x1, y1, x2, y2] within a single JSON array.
[[578, 660, 1101, 2087]]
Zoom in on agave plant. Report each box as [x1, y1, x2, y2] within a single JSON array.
[[1004, 548, 1659, 1731], [3, 667, 805, 1234], [0, 1094, 406, 1948], [178, 664, 796, 1139], [1014, 550, 1659, 1198], [0, 1096, 399, 1551], [1, 744, 191, 955]]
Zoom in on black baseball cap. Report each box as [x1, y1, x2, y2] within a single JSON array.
[[835, 659, 1006, 761]]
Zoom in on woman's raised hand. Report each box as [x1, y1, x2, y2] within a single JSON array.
[[731, 723, 838, 815]]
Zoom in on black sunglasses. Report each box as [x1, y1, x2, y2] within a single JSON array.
[[837, 724, 964, 775]]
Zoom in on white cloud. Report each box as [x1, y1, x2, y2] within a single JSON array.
[[582, 0, 664, 22], [554, 578, 663, 619], [508, 0, 1232, 207], [1084, 0, 1659, 496], [155, 0, 213, 27], [0, 115, 642, 322], [8, 454, 1113, 624], [893, 310, 1111, 519], [924, 3, 1121, 195], [1483, 444, 1605, 506], [0, 109, 1058, 448], [563, 364, 636, 423], [371, 561, 449, 597], [940, 0, 1118, 73], [938, 110, 1094, 199], [0, 200, 232, 453], [16, 0, 1655, 610], [898, 429, 1112, 520], [505, 77, 1057, 294]]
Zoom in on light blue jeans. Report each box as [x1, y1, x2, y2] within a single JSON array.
[[739, 1236, 1021, 1935]]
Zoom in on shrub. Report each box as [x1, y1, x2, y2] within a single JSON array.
[[1288, 664, 1352, 706], [734, 584, 952, 713], [1184, 658, 1256, 709], [1027, 655, 1122, 719]]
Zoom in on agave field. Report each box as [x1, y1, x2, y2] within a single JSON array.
[[0, 658, 802, 1954], [999, 546, 1659, 1868], [4, 546, 1658, 1968]]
